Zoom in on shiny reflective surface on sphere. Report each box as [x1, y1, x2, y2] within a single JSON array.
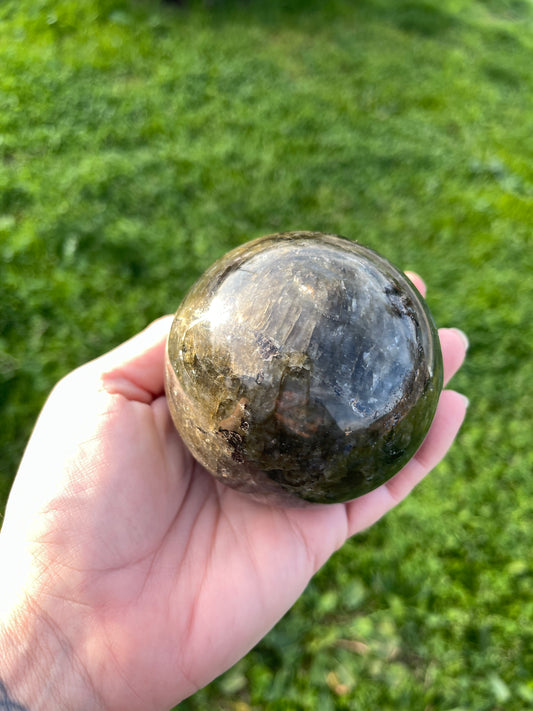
[[165, 232, 443, 504]]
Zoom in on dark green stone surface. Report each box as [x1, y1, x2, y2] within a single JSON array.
[[165, 232, 443, 505]]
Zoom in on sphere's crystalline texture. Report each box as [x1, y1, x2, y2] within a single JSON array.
[[165, 232, 443, 504]]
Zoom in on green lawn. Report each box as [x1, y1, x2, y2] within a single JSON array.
[[1, 0, 532, 708]]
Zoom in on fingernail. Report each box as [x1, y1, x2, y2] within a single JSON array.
[[451, 328, 469, 351], [457, 393, 470, 409]]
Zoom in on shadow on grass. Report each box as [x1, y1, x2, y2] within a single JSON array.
[[157, 0, 462, 36]]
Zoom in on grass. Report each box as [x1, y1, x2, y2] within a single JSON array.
[[1, 0, 532, 708]]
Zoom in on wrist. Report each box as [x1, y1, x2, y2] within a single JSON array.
[[0, 598, 103, 711], [0, 483, 105, 710]]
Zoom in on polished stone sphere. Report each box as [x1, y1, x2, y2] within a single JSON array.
[[165, 231, 443, 505]]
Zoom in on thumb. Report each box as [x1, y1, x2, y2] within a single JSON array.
[[93, 315, 174, 403]]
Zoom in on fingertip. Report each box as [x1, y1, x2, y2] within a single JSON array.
[[144, 314, 174, 336], [444, 390, 470, 425], [404, 271, 427, 298], [439, 328, 469, 386], [454, 392, 470, 410], [449, 327, 469, 351]]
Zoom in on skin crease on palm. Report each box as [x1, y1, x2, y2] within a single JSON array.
[[0, 272, 468, 711]]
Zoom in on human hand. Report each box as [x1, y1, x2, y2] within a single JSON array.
[[0, 274, 468, 711]]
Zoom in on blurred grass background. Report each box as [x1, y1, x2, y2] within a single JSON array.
[[1, 0, 532, 708]]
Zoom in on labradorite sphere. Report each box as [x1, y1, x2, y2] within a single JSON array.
[[165, 231, 443, 505]]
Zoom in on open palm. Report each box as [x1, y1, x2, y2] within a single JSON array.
[[0, 276, 467, 711]]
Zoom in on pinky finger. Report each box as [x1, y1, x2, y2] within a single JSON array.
[[344, 389, 468, 537], [384, 390, 469, 503]]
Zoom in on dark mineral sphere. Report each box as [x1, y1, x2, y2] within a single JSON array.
[[165, 231, 443, 505]]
